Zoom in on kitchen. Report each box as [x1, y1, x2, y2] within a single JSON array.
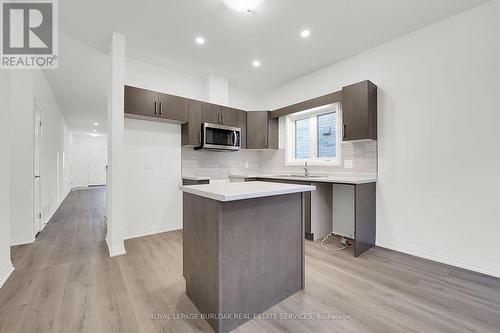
[[1, 1, 500, 333]]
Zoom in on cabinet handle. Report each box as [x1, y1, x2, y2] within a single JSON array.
[[221, 113, 224, 125], [198, 131, 201, 144], [159, 102, 163, 115], [343, 124, 346, 139], [154, 102, 157, 115]]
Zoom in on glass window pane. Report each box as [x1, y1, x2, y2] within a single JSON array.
[[295, 118, 310, 159], [317, 113, 336, 158]]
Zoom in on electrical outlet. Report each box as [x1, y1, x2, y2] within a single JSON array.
[[344, 160, 353, 169], [244, 161, 249, 169]]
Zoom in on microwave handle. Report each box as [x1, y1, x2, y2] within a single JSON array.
[[232, 131, 237, 146]]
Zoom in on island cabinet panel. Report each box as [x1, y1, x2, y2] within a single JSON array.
[[183, 192, 304, 333], [342, 80, 377, 141], [124, 86, 159, 118], [246, 111, 278, 149], [181, 99, 202, 146]]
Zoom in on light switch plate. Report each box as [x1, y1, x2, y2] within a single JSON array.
[[144, 161, 151, 170], [244, 161, 249, 169], [344, 160, 353, 169]]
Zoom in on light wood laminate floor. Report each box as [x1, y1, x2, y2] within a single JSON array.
[[1, 188, 499, 332]]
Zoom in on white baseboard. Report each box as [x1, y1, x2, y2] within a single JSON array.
[[124, 224, 182, 240], [10, 234, 35, 246], [0, 261, 14, 289], [376, 241, 500, 279]]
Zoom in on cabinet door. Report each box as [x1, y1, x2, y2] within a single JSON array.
[[237, 110, 247, 149], [201, 102, 221, 124], [246, 111, 269, 149], [124, 86, 159, 117], [188, 100, 202, 145], [342, 80, 377, 141], [158, 93, 188, 123], [220, 106, 238, 127]]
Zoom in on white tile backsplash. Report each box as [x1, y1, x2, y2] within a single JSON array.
[[182, 141, 377, 178]]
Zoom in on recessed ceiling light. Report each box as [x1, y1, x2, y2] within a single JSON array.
[[252, 60, 261, 67], [93, 129, 97, 132], [300, 30, 310, 38], [90, 133, 98, 137], [93, 122, 99, 126], [223, 0, 264, 13], [195, 36, 205, 45]]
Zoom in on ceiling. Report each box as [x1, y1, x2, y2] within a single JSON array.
[[49, 0, 488, 132]]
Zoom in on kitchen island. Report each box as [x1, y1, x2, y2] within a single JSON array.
[[179, 181, 316, 333]]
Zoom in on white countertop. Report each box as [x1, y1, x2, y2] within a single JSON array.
[[179, 181, 316, 202], [229, 173, 377, 185], [182, 175, 211, 181]]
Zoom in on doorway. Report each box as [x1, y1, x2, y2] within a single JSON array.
[[34, 101, 42, 234], [88, 149, 107, 186]]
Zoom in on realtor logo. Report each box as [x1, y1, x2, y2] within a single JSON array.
[[1, 0, 58, 69]]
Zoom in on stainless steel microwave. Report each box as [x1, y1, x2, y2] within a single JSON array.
[[195, 123, 241, 151]]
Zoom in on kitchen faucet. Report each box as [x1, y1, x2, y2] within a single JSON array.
[[304, 162, 309, 177]]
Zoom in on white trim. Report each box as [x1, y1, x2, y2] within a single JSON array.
[[124, 224, 182, 240], [284, 103, 342, 166], [377, 241, 500, 279], [108, 247, 127, 257], [0, 261, 14, 289], [10, 234, 35, 246]]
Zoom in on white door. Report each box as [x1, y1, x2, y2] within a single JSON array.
[[34, 103, 42, 233], [88, 149, 107, 186]]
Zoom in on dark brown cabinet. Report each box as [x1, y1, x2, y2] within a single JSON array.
[[220, 106, 238, 127], [124, 86, 159, 118], [158, 93, 188, 122], [237, 110, 247, 149], [342, 80, 377, 141], [181, 100, 202, 146], [124, 85, 188, 124], [201, 102, 220, 124], [246, 111, 278, 149]]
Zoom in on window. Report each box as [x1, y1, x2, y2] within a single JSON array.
[[283, 103, 341, 165]]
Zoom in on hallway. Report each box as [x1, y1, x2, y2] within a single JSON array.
[[1, 188, 500, 333]]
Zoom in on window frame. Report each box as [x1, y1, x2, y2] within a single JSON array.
[[283, 103, 342, 166]]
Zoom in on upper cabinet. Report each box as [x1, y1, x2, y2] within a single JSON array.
[[158, 93, 188, 123], [124, 85, 188, 124], [342, 80, 377, 141], [237, 110, 247, 149], [246, 111, 278, 149], [201, 102, 220, 124], [181, 100, 202, 146], [201, 103, 239, 127], [124, 86, 159, 118], [220, 106, 239, 127]]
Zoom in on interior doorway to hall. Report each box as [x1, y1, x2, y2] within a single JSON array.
[[70, 133, 108, 188]]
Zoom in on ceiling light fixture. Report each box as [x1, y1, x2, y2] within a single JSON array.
[[195, 36, 205, 45], [93, 122, 99, 126], [300, 29, 310, 38], [93, 129, 97, 132], [223, 0, 264, 13], [252, 60, 261, 67]]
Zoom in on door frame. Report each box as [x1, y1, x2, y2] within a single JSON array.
[[33, 99, 43, 234]]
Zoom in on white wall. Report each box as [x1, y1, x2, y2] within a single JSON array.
[[34, 71, 72, 223], [0, 71, 14, 288], [259, 1, 500, 277], [123, 119, 182, 238], [9, 70, 71, 246], [70, 134, 107, 188]]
